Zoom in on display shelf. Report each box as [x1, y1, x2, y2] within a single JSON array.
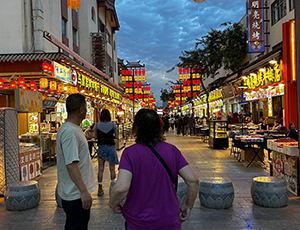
[[209, 120, 229, 149]]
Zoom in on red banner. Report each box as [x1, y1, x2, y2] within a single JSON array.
[[247, 0, 265, 52]]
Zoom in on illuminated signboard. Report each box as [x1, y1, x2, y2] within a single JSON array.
[[100, 85, 120, 100], [208, 90, 223, 102], [245, 85, 284, 101], [77, 73, 100, 92], [53, 61, 72, 83], [247, 0, 265, 53], [243, 63, 281, 89]]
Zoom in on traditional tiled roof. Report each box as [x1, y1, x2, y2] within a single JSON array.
[[0, 53, 63, 62]]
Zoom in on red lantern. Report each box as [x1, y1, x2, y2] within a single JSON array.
[[0, 79, 4, 87], [29, 81, 36, 88], [68, 0, 81, 9], [10, 81, 16, 88], [3, 85, 9, 89], [32, 87, 38, 92], [18, 78, 25, 86], [22, 85, 27, 90]]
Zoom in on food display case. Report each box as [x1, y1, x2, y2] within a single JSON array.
[[19, 134, 42, 181], [268, 138, 300, 195], [115, 123, 125, 150], [209, 120, 228, 149]]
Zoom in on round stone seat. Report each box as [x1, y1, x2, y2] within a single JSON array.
[[199, 177, 234, 209], [5, 181, 40, 211], [251, 176, 288, 208]]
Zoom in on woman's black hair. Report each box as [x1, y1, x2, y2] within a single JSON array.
[[132, 109, 165, 145], [100, 109, 111, 121]]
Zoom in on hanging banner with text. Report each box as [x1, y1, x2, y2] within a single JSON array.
[[247, 0, 265, 53]]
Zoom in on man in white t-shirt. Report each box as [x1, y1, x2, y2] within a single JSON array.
[[56, 93, 96, 230]]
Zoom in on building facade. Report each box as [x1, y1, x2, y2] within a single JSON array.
[[0, 0, 120, 84]]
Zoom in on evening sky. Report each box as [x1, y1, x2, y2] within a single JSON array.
[[115, 0, 247, 106]]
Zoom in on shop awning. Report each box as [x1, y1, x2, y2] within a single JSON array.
[[241, 47, 282, 75], [0, 53, 62, 62]]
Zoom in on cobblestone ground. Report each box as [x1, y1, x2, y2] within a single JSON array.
[[1, 130, 300, 229]]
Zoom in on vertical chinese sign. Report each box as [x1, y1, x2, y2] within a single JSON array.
[[247, 0, 265, 52]]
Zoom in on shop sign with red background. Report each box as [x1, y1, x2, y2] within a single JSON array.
[[247, 0, 265, 53]]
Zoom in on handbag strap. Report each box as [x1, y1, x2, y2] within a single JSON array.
[[146, 144, 176, 190]]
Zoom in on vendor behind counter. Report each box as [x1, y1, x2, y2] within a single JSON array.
[[279, 126, 298, 141]]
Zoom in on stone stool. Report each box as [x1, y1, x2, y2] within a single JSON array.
[[199, 177, 234, 209], [251, 176, 288, 208], [5, 181, 40, 211]]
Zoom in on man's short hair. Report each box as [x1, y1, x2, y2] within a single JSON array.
[[66, 93, 86, 114]]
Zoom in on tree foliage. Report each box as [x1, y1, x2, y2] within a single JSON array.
[[160, 88, 174, 103], [176, 22, 247, 117]]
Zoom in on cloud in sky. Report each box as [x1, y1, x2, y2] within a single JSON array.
[[115, 0, 246, 106]]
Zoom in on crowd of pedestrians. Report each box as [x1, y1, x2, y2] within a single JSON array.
[[160, 112, 208, 137]]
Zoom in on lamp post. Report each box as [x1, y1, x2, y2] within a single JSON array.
[[238, 85, 248, 134], [125, 61, 145, 118]]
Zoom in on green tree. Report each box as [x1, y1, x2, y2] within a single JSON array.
[[178, 22, 247, 117], [160, 88, 174, 106]]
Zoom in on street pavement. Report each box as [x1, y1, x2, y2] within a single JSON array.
[[1, 130, 300, 229]]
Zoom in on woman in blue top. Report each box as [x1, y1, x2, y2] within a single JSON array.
[[93, 109, 119, 196]]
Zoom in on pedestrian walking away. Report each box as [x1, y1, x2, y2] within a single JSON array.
[[169, 114, 175, 130], [93, 109, 119, 196], [109, 109, 199, 230], [56, 93, 96, 230]]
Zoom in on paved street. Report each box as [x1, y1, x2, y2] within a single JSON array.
[[1, 130, 300, 229]]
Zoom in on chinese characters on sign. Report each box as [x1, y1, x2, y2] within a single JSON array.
[[208, 90, 223, 102], [247, 0, 265, 52], [53, 61, 72, 83], [243, 63, 282, 89], [77, 73, 100, 92]]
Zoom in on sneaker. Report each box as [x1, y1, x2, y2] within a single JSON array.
[[98, 184, 104, 196]]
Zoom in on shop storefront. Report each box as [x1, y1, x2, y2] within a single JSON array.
[[0, 88, 43, 181], [242, 61, 284, 124], [208, 89, 224, 116], [0, 53, 124, 166]]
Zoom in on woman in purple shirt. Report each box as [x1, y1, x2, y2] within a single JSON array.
[[109, 109, 199, 230]]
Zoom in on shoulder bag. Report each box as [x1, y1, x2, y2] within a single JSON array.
[[146, 144, 176, 191]]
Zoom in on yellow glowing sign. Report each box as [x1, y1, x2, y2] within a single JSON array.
[[100, 85, 120, 100], [243, 63, 282, 89], [77, 73, 100, 92], [208, 90, 223, 102]]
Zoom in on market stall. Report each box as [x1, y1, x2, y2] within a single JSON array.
[[0, 88, 44, 181], [268, 138, 299, 195]]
